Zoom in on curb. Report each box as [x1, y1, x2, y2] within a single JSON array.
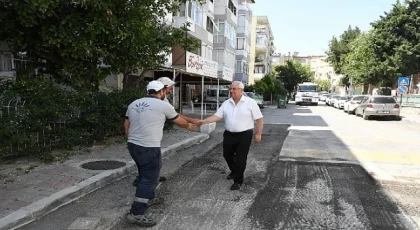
[[0, 133, 209, 230]]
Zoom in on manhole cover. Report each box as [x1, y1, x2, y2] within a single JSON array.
[[80, 160, 126, 170]]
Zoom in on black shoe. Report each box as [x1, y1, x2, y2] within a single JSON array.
[[230, 183, 242, 190], [132, 177, 139, 187], [226, 173, 235, 180], [159, 176, 167, 182]]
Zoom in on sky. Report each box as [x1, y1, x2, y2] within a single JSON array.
[[250, 0, 397, 56]]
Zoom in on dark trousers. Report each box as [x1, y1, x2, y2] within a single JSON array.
[[127, 142, 162, 215], [223, 129, 253, 184]]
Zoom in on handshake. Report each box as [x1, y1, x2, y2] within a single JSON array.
[[186, 119, 207, 131]]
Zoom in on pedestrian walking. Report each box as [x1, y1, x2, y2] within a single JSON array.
[[124, 80, 196, 227], [131, 77, 201, 187], [199, 81, 263, 190]]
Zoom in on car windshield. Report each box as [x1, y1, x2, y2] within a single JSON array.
[[333, 95, 340, 99], [372, 97, 396, 103], [298, 85, 317, 92], [353, 96, 365, 101], [339, 96, 348, 100]]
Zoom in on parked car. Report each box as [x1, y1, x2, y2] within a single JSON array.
[[334, 96, 350, 109], [243, 92, 264, 109], [355, 95, 401, 120], [327, 95, 340, 106], [319, 93, 329, 102], [343, 95, 366, 114]]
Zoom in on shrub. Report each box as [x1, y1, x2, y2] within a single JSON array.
[[0, 77, 146, 159]]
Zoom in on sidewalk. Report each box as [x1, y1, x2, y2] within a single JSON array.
[[0, 127, 209, 230], [401, 113, 420, 124]]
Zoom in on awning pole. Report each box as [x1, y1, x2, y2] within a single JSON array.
[[217, 79, 220, 108], [201, 76, 204, 120], [180, 73, 183, 114], [173, 69, 176, 108]]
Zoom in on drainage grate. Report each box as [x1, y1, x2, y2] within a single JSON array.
[[80, 160, 126, 170]]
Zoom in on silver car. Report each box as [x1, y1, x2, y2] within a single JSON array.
[[355, 95, 400, 120], [344, 95, 366, 114]]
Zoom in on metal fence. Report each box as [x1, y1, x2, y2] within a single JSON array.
[[399, 94, 420, 107], [0, 99, 66, 158], [0, 97, 122, 159]]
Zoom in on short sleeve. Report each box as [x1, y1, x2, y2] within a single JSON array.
[[214, 101, 226, 118], [250, 99, 263, 120], [125, 104, 131, 119], [163, 102, 179, 120]]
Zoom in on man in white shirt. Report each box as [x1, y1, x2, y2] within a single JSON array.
[[124, 81, 196, 226], [199, 81, 263, 190]]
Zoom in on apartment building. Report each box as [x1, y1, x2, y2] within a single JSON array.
[[308, 55, 342, 86], [0, 41, 26, 81], [213, 0, 239, 82], [249, 16, 275, 84], [279, 54, 342, 86], [234, 0, 254, 84]]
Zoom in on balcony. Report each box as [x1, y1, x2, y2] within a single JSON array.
[[254, 73, 264, 82], [254, 57, 265, 64], [173, 16, 195, 33]]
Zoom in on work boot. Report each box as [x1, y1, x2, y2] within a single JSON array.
[[125, 212, 156, 227]]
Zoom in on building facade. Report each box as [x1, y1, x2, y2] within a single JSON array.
[[213, 0, 238, 82], [249, 16, 274, 84], [234, 0, 254, 84], [277, 54, 342, 86]]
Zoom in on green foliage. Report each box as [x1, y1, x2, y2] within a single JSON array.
[[327, 1, 420, 87], [326, 26, 361, 74], [371, 0, 420, 78], [252, 74, 287, 101], [0, 0, 200, 91], [0, 77, 147, 159], [275, 60, 314, 95], [314, 79, 331, 91]]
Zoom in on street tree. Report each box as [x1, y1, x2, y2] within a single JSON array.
[[275, 60, 314, 97], [325, 26, 361, 84], [0, 0, 200, 90], [371, 0, 420, 79], [314, 79, 331, 92]]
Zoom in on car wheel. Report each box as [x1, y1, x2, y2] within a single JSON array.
[[394, 116, 402, 121], [363, 111, 369, 120]]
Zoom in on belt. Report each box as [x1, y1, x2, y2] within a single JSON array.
[[225, 129, 253, 134]]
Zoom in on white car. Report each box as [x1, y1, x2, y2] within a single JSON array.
[[344, 95, 366, 114], [319, 93, 329, 102], [334, 96, 350, 109], [328, 95, 340, 106]]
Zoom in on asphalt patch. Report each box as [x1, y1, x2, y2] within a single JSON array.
[[247, 161, 417, 229]]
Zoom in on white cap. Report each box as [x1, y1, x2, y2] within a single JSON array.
[[157, 77, 176, 87], [147, 81, 165, 92]]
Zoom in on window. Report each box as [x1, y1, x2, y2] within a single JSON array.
[[228, 0, 237, 16], [0, 54, 12, 71], [254, 65, 265, 74], [372, 97, 396, 103], [188, 1, 202, 26], [236, 38, 244, 50], [236, 60, 242, 73], [256, 35, 266, 45], [179, 3, 186, 16], [206, 16, 214, 34]]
